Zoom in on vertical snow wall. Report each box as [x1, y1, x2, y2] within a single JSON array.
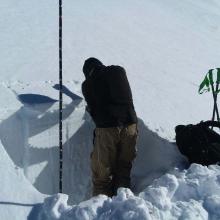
[[0, 99, 185, 204]]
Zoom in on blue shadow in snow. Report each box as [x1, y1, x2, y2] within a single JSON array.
[[18, 94, 57, 104], [0, 201, 36, 206], [52, 84, 83, 101], [18, 84, 82, 105], [27, 203, 46, 220], [0, 202, 45, 220], [0, 85, 83, 195]]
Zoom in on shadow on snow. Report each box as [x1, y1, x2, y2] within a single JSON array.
[[0, 86, 186, 207]]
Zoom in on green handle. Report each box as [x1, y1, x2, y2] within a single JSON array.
[[199, 68, 220, 94]]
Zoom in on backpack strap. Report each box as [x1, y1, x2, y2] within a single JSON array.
[[199, 120, 220, 129]]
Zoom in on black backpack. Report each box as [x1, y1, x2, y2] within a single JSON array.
[[175, 121, 220, 165]]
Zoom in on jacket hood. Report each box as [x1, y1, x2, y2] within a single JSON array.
[[83, 57, 103, 78]]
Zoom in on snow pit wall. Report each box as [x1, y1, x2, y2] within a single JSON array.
[[0, 100, 185, 204]]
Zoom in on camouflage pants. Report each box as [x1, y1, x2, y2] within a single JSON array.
[[91, 123, 138, 197]]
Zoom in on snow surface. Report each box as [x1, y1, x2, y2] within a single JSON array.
[[1, 0, 220, 219], [39, 164, 220, 220], [0, 140, 45, 219]]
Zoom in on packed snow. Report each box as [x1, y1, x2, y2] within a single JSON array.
[[1, 0, 220, 219], [39, 164, 220, 220]]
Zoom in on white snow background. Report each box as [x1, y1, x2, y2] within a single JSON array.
[[1, 0, 220, 219]]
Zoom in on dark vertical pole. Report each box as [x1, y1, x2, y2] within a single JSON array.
[[59, 0, 63, 193], [211, 83, 220, 122], [214, 83, 220, 122]]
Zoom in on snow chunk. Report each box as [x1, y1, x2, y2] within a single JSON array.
[[204, 195, 220, 218], [43, 194, 69, 219], [41, 164, 220, 220], [42, 194, 108, 220], [96, 188, 152, 220], [172, 200, 208, 220]]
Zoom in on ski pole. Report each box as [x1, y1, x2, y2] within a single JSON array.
[[211, 82, 220, 122], [215, 83, 220, 122]]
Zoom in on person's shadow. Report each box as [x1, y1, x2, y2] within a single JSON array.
[[0, 85, 83, 194]]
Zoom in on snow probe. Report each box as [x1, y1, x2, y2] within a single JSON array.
[[59, 0, 63, 193]]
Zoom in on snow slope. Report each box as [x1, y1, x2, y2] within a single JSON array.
[[2, 0, 220, 138], [0, 140, 45, 219], [1, 0, 220, 219]]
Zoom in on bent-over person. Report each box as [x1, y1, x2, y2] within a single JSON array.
[[82, 57, 138, 197]]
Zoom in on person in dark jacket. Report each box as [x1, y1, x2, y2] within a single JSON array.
[[82, 57, 138, 197]]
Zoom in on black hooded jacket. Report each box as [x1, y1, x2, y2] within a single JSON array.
[[82, 65, 137, 128]]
